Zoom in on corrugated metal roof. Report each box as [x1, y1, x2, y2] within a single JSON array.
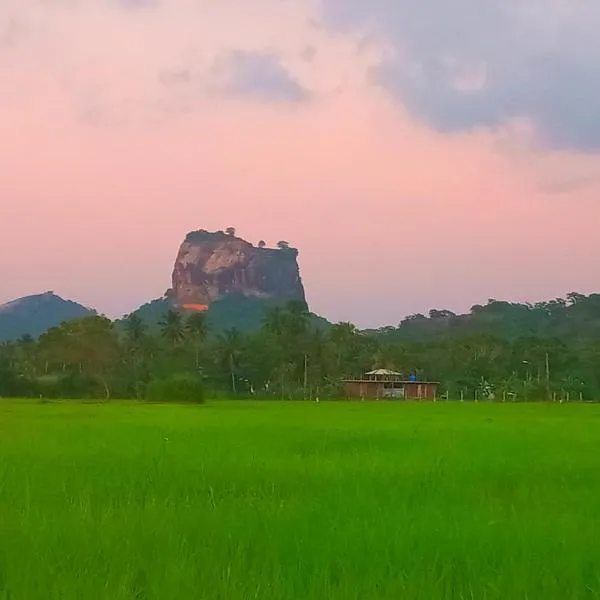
[[365, 369, 402, 376]]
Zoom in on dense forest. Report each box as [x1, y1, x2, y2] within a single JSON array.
[[2, 294, 600, 401]]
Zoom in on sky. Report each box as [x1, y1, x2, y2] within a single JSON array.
[[1, 0, 600, 327]]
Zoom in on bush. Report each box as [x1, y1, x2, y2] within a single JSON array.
[[145, 374, 205, 404], [0, 360, 38, 398], [35, 372, 104, 400]]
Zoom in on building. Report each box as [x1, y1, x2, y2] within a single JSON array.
[[342, 369, 439, 400]]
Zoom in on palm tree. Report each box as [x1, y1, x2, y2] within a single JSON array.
[[328, 322, 359, 375], [185, 312, 208, 368], [123, 314, 148, 399], [159, 310, 185, 346], [218, 328, 243, 395]]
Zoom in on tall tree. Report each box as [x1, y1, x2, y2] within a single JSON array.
[[186, 312, 208, 368], [38, 316, 120, 399], [123, 314, 146, 346], [263, 306, 286, 336], [286, 300, 310, 336], [122, 314, 149, 398], [217, 328, 243, 395], [159, 310, 185, 346]]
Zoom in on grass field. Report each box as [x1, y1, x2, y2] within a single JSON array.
[[1, 400, 600, 599]]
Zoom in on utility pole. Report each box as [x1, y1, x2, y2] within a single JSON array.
[[545, 352, 551, 401], [230, 353, 236, 395], [303, 354, 308, 400]]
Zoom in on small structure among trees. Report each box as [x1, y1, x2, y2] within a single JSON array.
[[343, 369, 439, 400], [225, 227, 236, 236]]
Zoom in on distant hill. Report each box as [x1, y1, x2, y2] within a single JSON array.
[[0, 292, 95, 342], [123, 297, 171, 332], [125, 293, 330, 335], [368, 294, 600, 343]]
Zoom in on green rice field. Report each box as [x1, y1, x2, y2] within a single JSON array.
[[1, 400, 600, 599]]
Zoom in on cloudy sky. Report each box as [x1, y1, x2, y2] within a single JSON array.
[[1, 0, 599, 326]]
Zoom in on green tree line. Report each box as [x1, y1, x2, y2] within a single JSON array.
[[1, 295, 600, 402]]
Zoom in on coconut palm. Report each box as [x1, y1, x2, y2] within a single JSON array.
[[159, 310, 185, 346], [217, 328, 243, 395], [185, 312, 208, 368]]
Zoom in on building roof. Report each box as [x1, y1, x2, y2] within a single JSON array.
[[343, 379, 440, 384], [364, 369, 402, 376]]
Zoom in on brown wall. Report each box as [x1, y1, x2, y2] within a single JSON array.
[[343, 381, 384, 399], [403, 383, 438, 399], [343, 381, 438, 400]]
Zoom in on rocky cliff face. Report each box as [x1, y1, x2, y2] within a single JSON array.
[[171, 230, 306, 308]]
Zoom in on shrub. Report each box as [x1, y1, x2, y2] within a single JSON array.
[[0, 360, 38, 398], [145, 374, 205, 404]]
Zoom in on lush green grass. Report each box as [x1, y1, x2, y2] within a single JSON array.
[[1, 400, 600, 599]]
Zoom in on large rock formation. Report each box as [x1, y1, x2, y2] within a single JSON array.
[[171, 230, 306, 309]]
